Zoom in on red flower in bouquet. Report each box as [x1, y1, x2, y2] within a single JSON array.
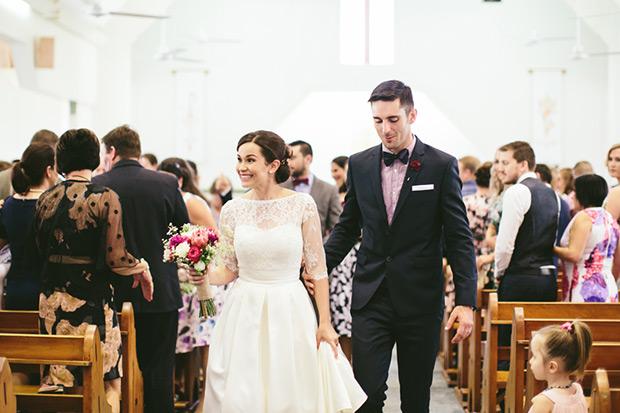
[[187, 246, 202, 263], [409, 160, 421, 171]]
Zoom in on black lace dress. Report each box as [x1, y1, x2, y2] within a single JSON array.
[[31, 180, 147, 386]]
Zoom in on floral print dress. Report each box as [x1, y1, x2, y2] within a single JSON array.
[[559, 207, 619, 302], [31, 180, 147, 386]]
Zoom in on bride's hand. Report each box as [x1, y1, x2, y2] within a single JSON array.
[[316, 322, 339, 359], [186, 264, 207, 286]]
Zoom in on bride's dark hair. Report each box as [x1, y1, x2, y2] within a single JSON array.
[[237, 130, 292, 184]]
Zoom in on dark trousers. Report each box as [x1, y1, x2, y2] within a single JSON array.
[[352, 285, 443, 413], [135, 310, 179, 413], [497, 272, 557, 369]]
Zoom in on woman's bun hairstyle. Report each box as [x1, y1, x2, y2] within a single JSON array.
[[237, 130, 292, 184]]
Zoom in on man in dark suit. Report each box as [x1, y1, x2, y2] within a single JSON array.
[[318, 80, 477, 412], [282, 140, 341, 239], [93, 125, 189, 413]]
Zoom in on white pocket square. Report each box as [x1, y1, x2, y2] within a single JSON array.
[[411, 184, 434, 192]]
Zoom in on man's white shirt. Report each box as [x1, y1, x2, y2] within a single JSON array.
[[494, 172, 537, 279]]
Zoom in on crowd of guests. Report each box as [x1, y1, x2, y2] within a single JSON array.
[[0, 127, 355, 412], [451, 143, 620, 308], [2, 121, 620, 412]]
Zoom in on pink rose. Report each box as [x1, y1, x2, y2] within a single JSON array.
[[187, 246, 202, 263]]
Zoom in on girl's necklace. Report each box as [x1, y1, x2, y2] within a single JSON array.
[[545, 381, 573, 391], [28, 188, 45, 193]]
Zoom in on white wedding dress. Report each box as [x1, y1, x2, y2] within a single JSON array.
[[203, 193, 366, 413]]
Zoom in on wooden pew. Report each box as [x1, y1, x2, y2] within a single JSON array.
[[0, 303, 143, 413], [505, 308, 620, 413], [118, 302, 144, 413], [0, 357, 16, 413], [0, 325, 113, 412], [591, 369, 620, 413], [466, 286, 494, 413], [480, 293, 620, 413], [468, 280, 562, 413]]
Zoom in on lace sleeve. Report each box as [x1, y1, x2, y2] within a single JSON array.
[[215, 203, 238, 272], [301, 195, 328, 280]]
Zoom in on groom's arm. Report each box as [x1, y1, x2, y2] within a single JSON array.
[[324, 160, 362, 273], [439, 157, 477, 309]]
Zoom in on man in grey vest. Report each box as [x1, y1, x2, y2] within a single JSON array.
[[494, 141, 560, 362]]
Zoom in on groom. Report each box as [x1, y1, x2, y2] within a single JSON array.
[[319, 80, 477, 412]]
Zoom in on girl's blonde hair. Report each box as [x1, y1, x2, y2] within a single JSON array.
[[536, 321, 592, 380]]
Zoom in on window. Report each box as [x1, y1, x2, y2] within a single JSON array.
[[340, 0, 394, 65]]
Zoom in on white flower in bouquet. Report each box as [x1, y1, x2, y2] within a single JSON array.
[[194, 261, 206, 272], [175, 241, 190, 259]]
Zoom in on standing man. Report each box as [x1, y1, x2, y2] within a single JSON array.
[[494, 142, 560, 302], [93, 125, 189, 413], [318, 80, 477, 412], [458, 155, 481, 197], [282, 140, 341, 239]]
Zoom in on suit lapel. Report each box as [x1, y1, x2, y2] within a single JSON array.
[[392, 136, 426, 224], [368, 145, 389, 223]]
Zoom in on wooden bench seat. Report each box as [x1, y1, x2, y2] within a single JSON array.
[[0, 324, 112, 412], [0, 357, 16, 413], [505, 309, 620, 413], [480, 292, 620, 413], [591, 369, 620, 413], [0, 302, 143, 413]]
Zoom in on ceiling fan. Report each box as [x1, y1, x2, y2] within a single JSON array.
[[183, 28, 242, 45], [526, 30, 574, 47], [569, 15, 620, 60], [154, 21, 203, 63], [88, 2, 169, 19]]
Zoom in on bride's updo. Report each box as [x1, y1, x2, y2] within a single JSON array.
[[237, 130, 292, 184]]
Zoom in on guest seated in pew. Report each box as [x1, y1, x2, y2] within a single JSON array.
[[29, 129, 154, 413], [0, 143, 57, 310], [528, 320, 592, 413], [554, 174, 620, 303]]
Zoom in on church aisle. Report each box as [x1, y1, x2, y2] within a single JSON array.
[[384, 352, 464, 412]]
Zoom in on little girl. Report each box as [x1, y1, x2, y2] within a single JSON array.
[[528, 320, 592, 413]]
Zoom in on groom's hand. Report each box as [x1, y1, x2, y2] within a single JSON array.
[[446, 305, 474, 344], [301, 269, 315, 295]]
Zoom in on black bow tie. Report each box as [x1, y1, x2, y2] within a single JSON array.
[[383, 149, 409, 166]]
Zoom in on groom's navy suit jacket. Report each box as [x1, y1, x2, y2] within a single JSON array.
[[324, 138, 477, 316]]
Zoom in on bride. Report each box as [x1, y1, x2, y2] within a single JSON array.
[[189, 130, 366, 412]]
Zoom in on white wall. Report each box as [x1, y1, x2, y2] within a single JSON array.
[[0, 0, 616, 185], [131, 0, 613, 187], [0, 7, 98, 160]]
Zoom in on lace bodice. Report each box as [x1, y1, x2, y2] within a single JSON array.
[[216, 193, 328, 282]]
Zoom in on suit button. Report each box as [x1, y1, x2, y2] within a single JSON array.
[[386, 256, 392, 262]]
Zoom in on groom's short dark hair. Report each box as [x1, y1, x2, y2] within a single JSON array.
[[369, 80, 414, 114]]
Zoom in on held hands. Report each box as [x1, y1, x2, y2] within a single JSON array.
[[316, 322, 339, 359], [133, 266, 154, 302], [301, 268, 315, 295], [445, 305, 474, 344]]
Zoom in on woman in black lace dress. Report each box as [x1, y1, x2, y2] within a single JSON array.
[[31, 129, 153, 413]]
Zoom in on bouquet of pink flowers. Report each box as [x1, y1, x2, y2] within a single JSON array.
[[163, 224, 219, 318]]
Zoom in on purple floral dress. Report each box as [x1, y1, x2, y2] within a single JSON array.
[[559, 208, 619, 302]]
